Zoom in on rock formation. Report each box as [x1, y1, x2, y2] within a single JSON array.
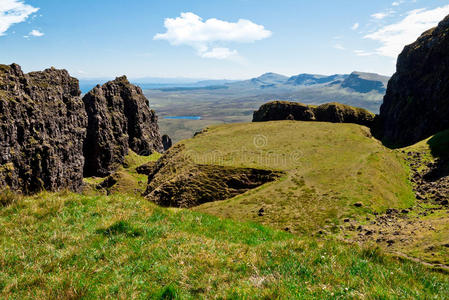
[[83, 76, 163, 177], [378, 15, 449, 147], [253, 101, 315, 122], [313, 102, 376, 127], [162, 134, 172, 151], [0, 64, 87, 193], [253, 101, 375, 127]]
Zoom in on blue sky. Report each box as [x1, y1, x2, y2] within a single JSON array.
[[1, 0, 449, 79]]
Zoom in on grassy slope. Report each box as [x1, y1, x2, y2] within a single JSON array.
[[1, 124, 448, 298], [388, 130, 449, 265], [84, 151, 161, 195], [1, 192, 448, 299], [184, 121, 414, 234]]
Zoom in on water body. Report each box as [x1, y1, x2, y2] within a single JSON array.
[[164, 116, 202, 120]]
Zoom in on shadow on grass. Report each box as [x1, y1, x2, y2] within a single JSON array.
[[425, 129, 449, 181]]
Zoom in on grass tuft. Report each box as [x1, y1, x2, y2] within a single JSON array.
[[0, 189, 19, 207], [96, 220, 142, 237]]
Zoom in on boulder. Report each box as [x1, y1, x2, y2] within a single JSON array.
[[378, 15, 449, 147], [82, 76, 163, 176], [0, 64, 87, 193]]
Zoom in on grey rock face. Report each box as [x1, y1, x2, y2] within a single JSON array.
[[0, 64, 87, 193], [162, 134, 172, 151], [82, 76, 163, 176], [379, 15, 449, 147]]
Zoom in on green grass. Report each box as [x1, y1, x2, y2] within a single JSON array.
[[389, 130, 449, 265], [172, 121, 415, 234], [1, 191, 448, 299], [83, 150, 161, 195]]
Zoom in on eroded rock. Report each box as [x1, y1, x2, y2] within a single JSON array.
[[252, 101, 375, 127], [378, 15, 449, 147], [0, 64, 87, 193], [82, 76, 163, 176], [162, 134, 172, 151]]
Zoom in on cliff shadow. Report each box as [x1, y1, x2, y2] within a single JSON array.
[[425, 129, 449, 181]]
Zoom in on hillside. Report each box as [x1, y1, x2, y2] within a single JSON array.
[[2, 121, 449, 298], [142, 120, 449, 268], [2, 191, 449, 298], [146, 121, 414, 234]]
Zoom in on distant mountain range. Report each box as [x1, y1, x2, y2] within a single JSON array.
[[224, 71, 389, 94], [79, 71, 389, 95], [140, 71, 389, 95]]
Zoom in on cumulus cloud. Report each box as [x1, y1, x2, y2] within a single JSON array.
[[154, 12, 272, 59], [29, 29, 43, 36], [0, 0, 39, 36], [365, 5, 449, 57], [351, 22, 359, 30]]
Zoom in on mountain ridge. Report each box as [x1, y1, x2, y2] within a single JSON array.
[[142, 71, 390, 94]]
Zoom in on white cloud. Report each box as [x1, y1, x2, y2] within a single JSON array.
[[365, 5, 449, 57], [333, 44, 345, 50], [392, 1, 403, 6], [371, 12, 389, 20], [154, 12, 272, 59], [354, 50, 374, 57], [351, 22, 359, 30], [0, 0, 39, 36], [29, 29, 43, 36], [200, 47, 238, 59]]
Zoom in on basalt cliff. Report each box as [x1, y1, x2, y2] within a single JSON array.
[[0, 64, 87, 193], [378, 15, 449, 147], [83, 76, 163, 177], [0, 64, 163, 193]]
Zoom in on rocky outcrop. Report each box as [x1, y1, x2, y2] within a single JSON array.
[[0, 64, 87, 193], [144, 144, 281, 208], [313, 102, 376, 127], [253, 101, 315, 122], [83, 76, 163, 177], [253, 101, 375, 127], [162, 134, 172, 151], [378, 15, 449, 147]]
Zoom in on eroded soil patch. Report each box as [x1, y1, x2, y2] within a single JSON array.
[[143, 144, 282, 208], [345, 150, 449, 266]]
